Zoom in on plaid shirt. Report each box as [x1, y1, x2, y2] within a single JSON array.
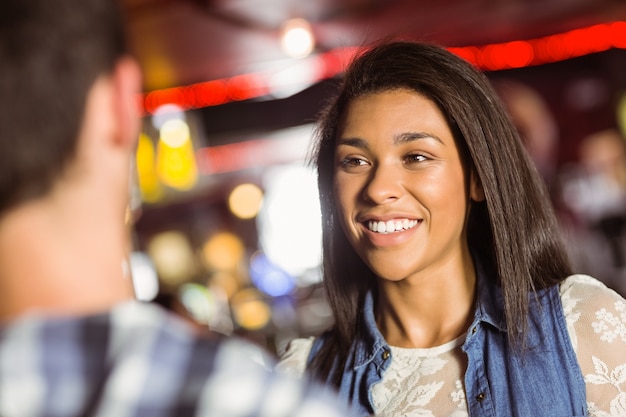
[[0, 301, 351, 417]]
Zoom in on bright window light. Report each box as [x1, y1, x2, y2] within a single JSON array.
[[257, 164, 322, 277]]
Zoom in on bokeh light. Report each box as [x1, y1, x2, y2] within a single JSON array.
[[147, 231, 197, 287], [135, 133, 163, 203], [151, 103, 185, 130], [249, 252, 295, 297], [231, 288, 271, 330], [209, 271, 241, 299], [202, 231, 245, 271], [228, 183, 264, 219], [281, 18, 315, 59], [160, 119, 191, 148], [156, 119, 198, 190], [178, 283, 216, 325]]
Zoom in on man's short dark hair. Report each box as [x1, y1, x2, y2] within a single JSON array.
[[0, 0, 129, 213]]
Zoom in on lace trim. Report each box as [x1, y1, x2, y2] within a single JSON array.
[[389, 333, 467, 357]]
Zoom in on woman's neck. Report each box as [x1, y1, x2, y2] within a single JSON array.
[[375, 253, 477, 348]]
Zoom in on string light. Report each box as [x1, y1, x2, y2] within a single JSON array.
[[141, 21, 626, 114]]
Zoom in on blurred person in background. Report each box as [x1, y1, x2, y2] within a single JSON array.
[[0, 1, 354, 416], [492, 78, 560, 191], [278, 41, 626, 416], [559, 128, 626, 296]]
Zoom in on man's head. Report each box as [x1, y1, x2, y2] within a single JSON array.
[[0, 0, 135, 214]]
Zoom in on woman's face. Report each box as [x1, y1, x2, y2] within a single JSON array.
[[333, 89, 483, 281]]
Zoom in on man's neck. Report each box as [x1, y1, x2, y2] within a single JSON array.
[[0, 192, 134, 321]]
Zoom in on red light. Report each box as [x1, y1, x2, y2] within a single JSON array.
[[196, 141, 264, 175], [144, 88, 186, 114], [504, 41, 534, 68], [610, 22, 626, 48], [481, 44, 504, 70], [531, 38, 551, 65], [227, 73, 270, 102], [586, 24, 612, 53], [545, 33, 571, 62], [193, 80, 228, 107], [319, 50, 345, 78], [142, 21, 626, 113], [449, 46, 480, 67], [565, 28, 590, 55]]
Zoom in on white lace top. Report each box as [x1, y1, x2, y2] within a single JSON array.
[[277, 275, 626, 416]]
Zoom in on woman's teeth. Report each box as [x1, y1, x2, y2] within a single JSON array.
[[367, 219, 418, 234]]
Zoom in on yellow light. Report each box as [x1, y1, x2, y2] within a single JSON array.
[[231, 288, 271, 330], [135, 133, 163, 203], [202, 232, 245, 271], [160, 119, 189, 148], [228, 183, 264, 219], [147, 231, 197, 287], [156, 120, 198, 190]]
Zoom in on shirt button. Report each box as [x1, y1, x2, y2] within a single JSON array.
[[471, 326, 477, 334], [476, 393, 485, 402], [382, 350, 390, 360]]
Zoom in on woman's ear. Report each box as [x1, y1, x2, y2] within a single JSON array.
[[470, 171, 485, 202], [111, 56, 142, 151]]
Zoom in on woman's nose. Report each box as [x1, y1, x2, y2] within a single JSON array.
[[362, 163, 404, 204]]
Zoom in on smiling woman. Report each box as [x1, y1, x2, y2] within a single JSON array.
[[276, 41, 626, 417]]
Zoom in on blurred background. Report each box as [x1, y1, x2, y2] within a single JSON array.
[[119, 0, 626, 356]]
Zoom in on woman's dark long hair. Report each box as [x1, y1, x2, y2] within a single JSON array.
[[308, 41, 573, 386]]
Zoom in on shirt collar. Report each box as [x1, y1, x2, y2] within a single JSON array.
[[352, 291, 388, 369], [473, 255, 507, 332]]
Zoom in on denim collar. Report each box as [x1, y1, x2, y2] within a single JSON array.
[[472, 255, 507, 332], [351, 256, 506, 369], [352, 291, 388, 369]]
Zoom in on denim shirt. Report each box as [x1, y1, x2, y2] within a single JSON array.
[[307, 267, 588, 417]]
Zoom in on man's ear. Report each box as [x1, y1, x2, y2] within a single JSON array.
[[111, 56, 142, 151], [470, 171, 485, 202]]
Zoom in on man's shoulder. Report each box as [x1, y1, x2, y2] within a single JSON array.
[[0, 302, 254, 415], [0, 302, 354, 417]]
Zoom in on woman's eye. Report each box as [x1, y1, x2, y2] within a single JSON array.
[[405, 153, 428, 163], [341, 157, 367, 167]]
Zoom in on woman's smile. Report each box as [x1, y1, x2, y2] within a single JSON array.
[[360, 217, 422, 249], [365, 218, 420, 234]]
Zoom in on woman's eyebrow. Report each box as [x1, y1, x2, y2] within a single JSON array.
[[394, 131, 444, 145], [336, 132, 444, 149], [336, 137, 369, 149]]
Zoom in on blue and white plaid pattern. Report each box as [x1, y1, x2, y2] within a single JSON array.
[[0, 301, 350, 417]]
